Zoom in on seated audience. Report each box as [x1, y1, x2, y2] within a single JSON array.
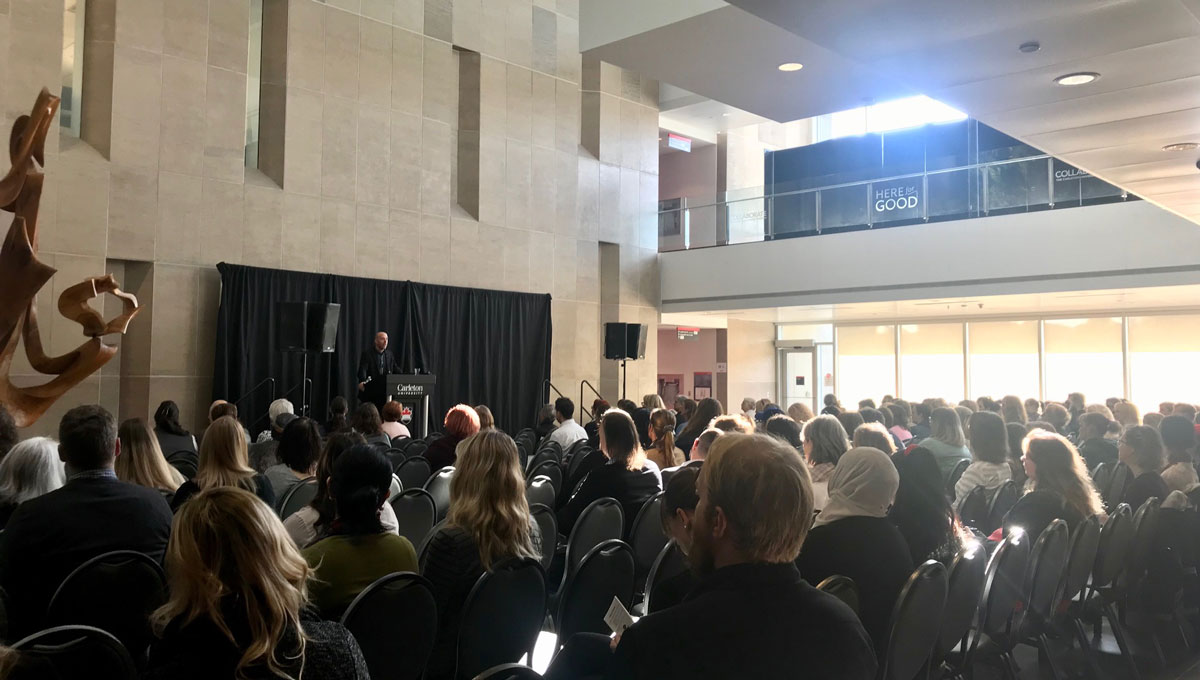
[[1160, 401, 1176, 417], [351, 403, 390, 448], [0, 405, 172, 639], [645, 408, 685, 469], [674, 396, 695, 435], [909, 402, 932, 442], [643, 394, 666, 411], [207, 400, 249, 443], [861, 407, 903, 452], [676, 397, 723, 453], [264, 417, 322, 502], [303, 446, 418, 619], [632, 406, 653, 450], [796, 446, 915, 653], [787, 401, 815, 424], [425, 404, 481, 471], [802, 415, 850, 510], [754, 404, 785, 429], [1066, 393, 1086, 437], [852, 422, 896, 456], [820, 393, 843, 416], [559, 409, 661, 537], [284, 432, 399, 548], [152, 400, 197, 462], [836, 411, 865, 439], [1113, 401, 1140, 430], [959, 399, 979, 413], [534, 404, 557, 440], [381, 400, 413, 440], [585, 399, 609, 447], [687, 428, 722, 462], [249, 412, 295, 473], [145, 487, 369, 680], [172, 416, 275, 511], [1003, 432, 1103, 540], [1076, 412, 1119, 471], [651, 465, 702, 613], [766, 414, 803, 450], [710, 413, 754, 434], [1006, 421, 1030, 486], [420, 430, 542, 679], [886, 401, 914, 444], [890, 449, 961, 564], [117, 418, 185, 499], [0, 405, 16, 461], [915, 407, 971, 478], [0, 437, 65, 528], [1042, 403, 1071, 434], [1160, 415, 1199, 493], [954, 411, 1013, 506], [473, 404, 495, 431], [256, 398, 295, 443], [754, 398, 772, 415], [1119, 425, 1169, 511], [740, 397, 757, 420], [858, 399, 876, 410], [1173, 403, 1197, 420], [1144, 412, 1165, 430], [547, 397, 587, 448], [1024, 398, 1042, 422], [325, 396, 350, 435], [1000, 395, 1027, 425]]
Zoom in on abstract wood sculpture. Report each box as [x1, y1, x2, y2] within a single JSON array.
[[0, 88, 141, 427]]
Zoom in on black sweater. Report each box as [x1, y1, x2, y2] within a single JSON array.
[[557, 461, 662, 537]]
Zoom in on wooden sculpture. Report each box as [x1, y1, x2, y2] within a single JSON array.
[[0, 88, 141, 427]]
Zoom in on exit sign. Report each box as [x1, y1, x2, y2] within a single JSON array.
[[667, 133, 692, 152], [677, 326, 699, 340]]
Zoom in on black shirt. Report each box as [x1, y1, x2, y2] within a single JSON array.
[[1123, 471, 1169, 513], [558, 460, 662, 537], [608, 562, 876, 679], [1002, 490, 1084, 542], [1077, 438, 1119, 472], [170, 474, 276, 512]]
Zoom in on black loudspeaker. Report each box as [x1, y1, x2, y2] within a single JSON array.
[[278, 302, 309, 352], [626, 323, 647, 360], [278, 302, 341, 353], [604, 322, 627, 360], [307, 303, 341, 352]]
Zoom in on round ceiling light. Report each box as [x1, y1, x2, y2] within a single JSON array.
[[777, 62, 804, 72], [1162, 142, 1199, 152], [1054, 72, 1099, 86], [1019, 40, 1040, 53]]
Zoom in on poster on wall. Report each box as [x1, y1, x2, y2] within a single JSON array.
[[871, 177, 922, 223], [694, 372, 712, 400]]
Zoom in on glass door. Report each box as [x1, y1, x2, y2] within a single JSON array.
[[778, 347, 816, 413]]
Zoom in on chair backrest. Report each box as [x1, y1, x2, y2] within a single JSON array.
[[278, 477, 318, 519], [643, 540, 689, 614], [563, 439, 587, 464], [526, 449, 559, 476], [933, 542, 988, 665], [957, 485, 989, 530], [526, 461, 562, 499], [407, 440, 430, 460], [473, 664, 544, 680], [563, 498, 625, 585], [44, 551, 167, 662], [1091, 503, 1134, 588], [419, 519, 449, 565], [340, 572, 437, 680], [815, 575, 860, 616], [166, 450, 198, 480], [1127, 496, 1162, 587], [627, 492, 667, 585], [946, 458, 970, 499], [385, 448, 408, 471], [13, 624, 137, 679], [396, 456, 433, 491], [535, 439, 562, 458], [879, 561, 948, 680], [525, 476, 556, 510], [1019, 519, 1070, 639], [566, 446, 598, 486], [975, 531, 1031, 646], [1105, 463, 1132, 511], [529, 504, 558, 572], [457, 558, 546, 680], [389, 473, 403, 499], [985, 481, 1021, 535], [423, 466, 456, 521], [1062, 514, 1101, 601], [391, 435, 412, 451], [556, 539, 636, 642], [391, 488, 438, 549]]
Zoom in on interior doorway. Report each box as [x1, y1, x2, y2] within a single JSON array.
[[777, 342, 833, 414], [658, 374, 682, 406]]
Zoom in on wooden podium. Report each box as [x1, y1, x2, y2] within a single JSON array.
[[386, 374, 436, 437]]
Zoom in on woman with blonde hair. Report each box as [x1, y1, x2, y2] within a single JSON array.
[[642, 394, 665, 411], [171, 416, 274, 511], [1003, 432, 1103, 540], [645, 408, 685, 469], [117, 418, 185, 499], [421, 430, 542, 678], [802, 415, 851, 510], [0, 437, 65, 529], [1000, 395, 1027, 425], [145, 486, 370, 680], [915, 407, 971, 478], [1113, 401, 1140, 430], [787, 401, 815, 424]]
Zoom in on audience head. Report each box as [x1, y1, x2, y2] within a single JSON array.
[[764, 415, 802, 449], [536, 403, 556, 426], [631, 408, 653, 449], [648, 408, 678, 455], [1085, 403, 1115, 420], [1000, 396, 1026, 424], [1042, 403, 1070, 433], [818, 447, 899, 526], [1144, 412, 1165, 429], [326, 396, 350, 433], [444, 404, 482, 440], [330, 445, 392, 535], [890, 448, 955, 559], [755, 398, 772, 413], [381, 400, 405, 425], [554, 397, 575, 423], [1158, 415, 1194, 466], [954, 406, 975, 437], [691, 428, 722, 461], [967, 411, 1008, 464], [474, 405, 495, 431], [661, 465, 701, 554], [59, 404, 118, 472], [1024, 398, 1041, 420], [1021, 432, 1103, 518], [879, 404, 895, 428], [888, 400, 912, 428], [931, 407, 966, 447], [679, 398, 725, 442], [802, 414, 850, 467], [740, 397, 756, 413], [823, 394, 839, 408], [852, 422, 895, 455], [786, 402, 814, 423], [153, 400, 189, 437], [1006, 422, 1030, 466], [977, 397, 999, 413], [677, 397, 696, 423], [616, 399, 638, 414], [1173, 403, 1197, 420], [693, 434, 812, 573], [958, 399, 978, 412], [154, 486, 309, 679], [116, 418, 183, 493], [591, 399, 611, 421], [1066, 393, 1086, 412], [196, 416, 255, 491], [859, 407, 883, 425], [858, 399, 876, 410], [1112, 401, 1140, 429], [754, 404, 785, 426], [1027, 420, 1057, 435], [1160, 401, 1176, 416], [835, 411, 865, 438], [268, 399, 295, 430], [310, 431, 366, 525], [912, 401, 932, 425], [882, 395, 895, 404], [642, 394, 665, 411], [352, 402, 383, 436], [208, 400, 237, 424], [0, 436, 65, 505], [278, 417, 321, 475], [710, 414, 754, 434], [1077, 412, 1114, 442], [599, 409, 643, 470], [448, 430, 537, 568]]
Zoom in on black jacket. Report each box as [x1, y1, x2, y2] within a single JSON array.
[[608, 562, 876, 679], [171, 474, 276, 512], [558, 460, 662, 537], [356, 349, 399, 403], [0, 474, 173, 638], [1077, 438, 1119, 472], [1123, 472, 1169, 514]]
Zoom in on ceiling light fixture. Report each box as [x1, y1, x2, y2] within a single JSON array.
[[1162, 142, 1199, 152], [777, 62, 804, 72], [1054, 72, 1099, 86], [1019, 40, 1040, 53]]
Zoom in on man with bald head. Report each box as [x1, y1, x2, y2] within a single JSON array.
[[357, 331, 399, 410]]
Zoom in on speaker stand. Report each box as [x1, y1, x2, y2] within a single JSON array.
[[621, 359, 627, 401]]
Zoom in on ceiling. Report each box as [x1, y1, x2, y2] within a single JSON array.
[[585, 0, 1200, 225], [660, 283, 1200, 327], [658, 83, 768, 150]]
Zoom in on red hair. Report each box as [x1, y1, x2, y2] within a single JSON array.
[[444, 404, 481, 439]]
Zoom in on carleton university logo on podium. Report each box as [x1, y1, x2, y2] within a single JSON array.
[[401, 405, 413, 424], [395, 383, 424, 398]]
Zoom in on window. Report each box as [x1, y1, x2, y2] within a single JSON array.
[[60, 0, 85, 136], [836, 325, 895, 407], [1128, 314, 1200, 417], [899, 323, 964, 402], [1043, 318, 1124, 405], [968, 321, 1040, 401], [813, 95, 966, 143], [245, 0, 263, 167]]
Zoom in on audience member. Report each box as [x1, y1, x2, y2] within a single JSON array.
[[1003, 432, 1103, 540], [739, 397, 756, 420], [585, 399, 609, 447], [547, 397, 587, 449], [861, 407, 903, 452], [676, 397, 723, 453], [1174, 403, 1198, 421], [1076, 412, 1119, 471], [264, 417, 322, 501], [145, 487, 369, 680], [303, 446, 417, 619], [643, 394, 666, 411], [710, 413, 754, 434], [820, 393, 843, 416], [116, 418, 185, 499], [796, 446, 914, 654], [1160, 401, 1176, 417], [890, 448, 961, 564], [885, 401, 913, 443], [1113, 401, 1140, 430], [977, 397, 999, 414], [351, 402, 390, 448], [632, 406, 653, 450], [858, 399, 876, 410], [256, 398, 295, 443], [381, 400, 413, 439], [1006, 422, 1030, 486], [558, 409, 661, 537], [249, 412, 294, 473], [909, 402, 932, 442], [1119, 425, 1168, 512], [852, 422, 895, 455], [0, 405, 172, 639], [420, 430, 541, 678], [1066, 393, 1086, 437], [0, 405, 16, 462], [958, 399, 978, 412], [1144, 412, 1165, 430], [915, 407, 971, 478], [1024, 398, 1041, 422], [765, 414, 803, 450], [674, 396, 695, 435], [651, 465, 701, 613], [836, 411, 865, 439], [152, 400, 197, 462], [688, 428, 722, 462], [645, 408, 685, 469], [172, 416, 275, 511], [802, 415, 850, 510], [955, 406, 976, 438], [0, 437, 64, 529], [754, 398, 772, 414], [1041, 403, 1070, 434], [1160, 415, 1199, 493], [754, 404, 786, 430], [534, 404, 557, 440], [954, 412, 1012, 505], [425, 404, 482, 471], [1000, 395, 1026, 425], [787, 401, 814, 424], [325, 396, 351, 435], [207, 400, 249, 444]]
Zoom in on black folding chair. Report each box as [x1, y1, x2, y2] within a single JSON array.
[[386, 448, 408, 471], [1056, 514, 1102, 679], [391, 488, 438, 549], [277, 477, 318, 519], [930, 543, 988, 678], [526, 449, 559, 477], [525, 475, 556, 509], [526, 460, 562, 498], [407, 440, 430, 460], [1082, 503, 1140, 680], [946, 458, 970, 500], [424, 466, 456, 521], [641, 539, 689, 616], [391, 435, 412, 451], [166, 450, 198, 480], [1015, 520, 1070, 680], [341, 572, 437, 680], [456, 558, 546, 680], [957, 485, 989, 532], [985, 481, 1021, 536], [1101, 463, 1132, 513], [529, 504, 558, 572], [565, 450, 606, 504], [815, 575, 860, 616], [563, 439, 587, 465], [396, 456, 433, 492], [472, 664, 543, 680], [961, 530, 1031, 679], [555, 498, 624, 596], [12, 624, 137, 680], [44, 550, 167, 664], [878, 560, 948, 680], [554, 539, 636, 642], [627, 492, 667, 589]]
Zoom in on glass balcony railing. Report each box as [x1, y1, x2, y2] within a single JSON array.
[[658, 155, 1132, 253]]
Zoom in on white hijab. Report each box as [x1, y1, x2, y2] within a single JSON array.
[[812, 446, 899, 528]]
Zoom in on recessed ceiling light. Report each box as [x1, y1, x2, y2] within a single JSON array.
[[1054, 72, 1098, 86], [722, 113, 730, 117], [1162, 142, 1199, 151], [777, 62, 804, 72], [1019, 40, 1040, 54]]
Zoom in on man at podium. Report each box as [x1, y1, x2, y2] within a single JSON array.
[[357, 331, 399, 410]]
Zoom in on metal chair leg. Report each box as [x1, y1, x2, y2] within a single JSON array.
[[1037, 634, 1063, 680], [1104, 602, 1143, 680], [1072, 617, 1102, 680]]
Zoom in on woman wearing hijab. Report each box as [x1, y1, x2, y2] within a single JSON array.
[[794, 447, 914, 654]]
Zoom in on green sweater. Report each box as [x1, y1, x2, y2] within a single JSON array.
[[303, 532, 418, 619]]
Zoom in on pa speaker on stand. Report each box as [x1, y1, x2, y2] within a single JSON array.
[[277, 302, 341, 417], [603, 322, 647, 400]]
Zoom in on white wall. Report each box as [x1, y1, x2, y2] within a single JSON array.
[[580, 0, 727, 51], [659, 145, 718, 203], [661, 201, 1200, 312], [657, 327, 718, 397]]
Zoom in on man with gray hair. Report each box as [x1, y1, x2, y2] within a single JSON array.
[[255, 398, 295, 444]]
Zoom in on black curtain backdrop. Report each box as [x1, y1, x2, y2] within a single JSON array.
[[212, 263, 552, 435]]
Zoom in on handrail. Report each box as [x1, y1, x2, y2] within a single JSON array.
[[543, 379, 564, 404], [278, 378, 314, 417], [234, 378, 276, 431], [579, 380, 606, 423]]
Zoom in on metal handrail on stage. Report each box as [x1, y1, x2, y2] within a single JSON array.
[[579, 380, 606, 423], [234, 377, 275, 433], [543, 379, 565, 404]]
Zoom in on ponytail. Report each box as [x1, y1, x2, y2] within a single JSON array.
[[649, 409, 677, 465]]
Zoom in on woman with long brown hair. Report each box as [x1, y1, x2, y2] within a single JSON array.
[[171, 416, 274, 511], [1000, 395, 1027, 425], [1002, 431, 1104, 541], [117, 417, 185, 498], [645, 408, 684, 469], [145, 486, 370, 680], [420, 430, 542, 678], [675, 397, 723, 456]]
